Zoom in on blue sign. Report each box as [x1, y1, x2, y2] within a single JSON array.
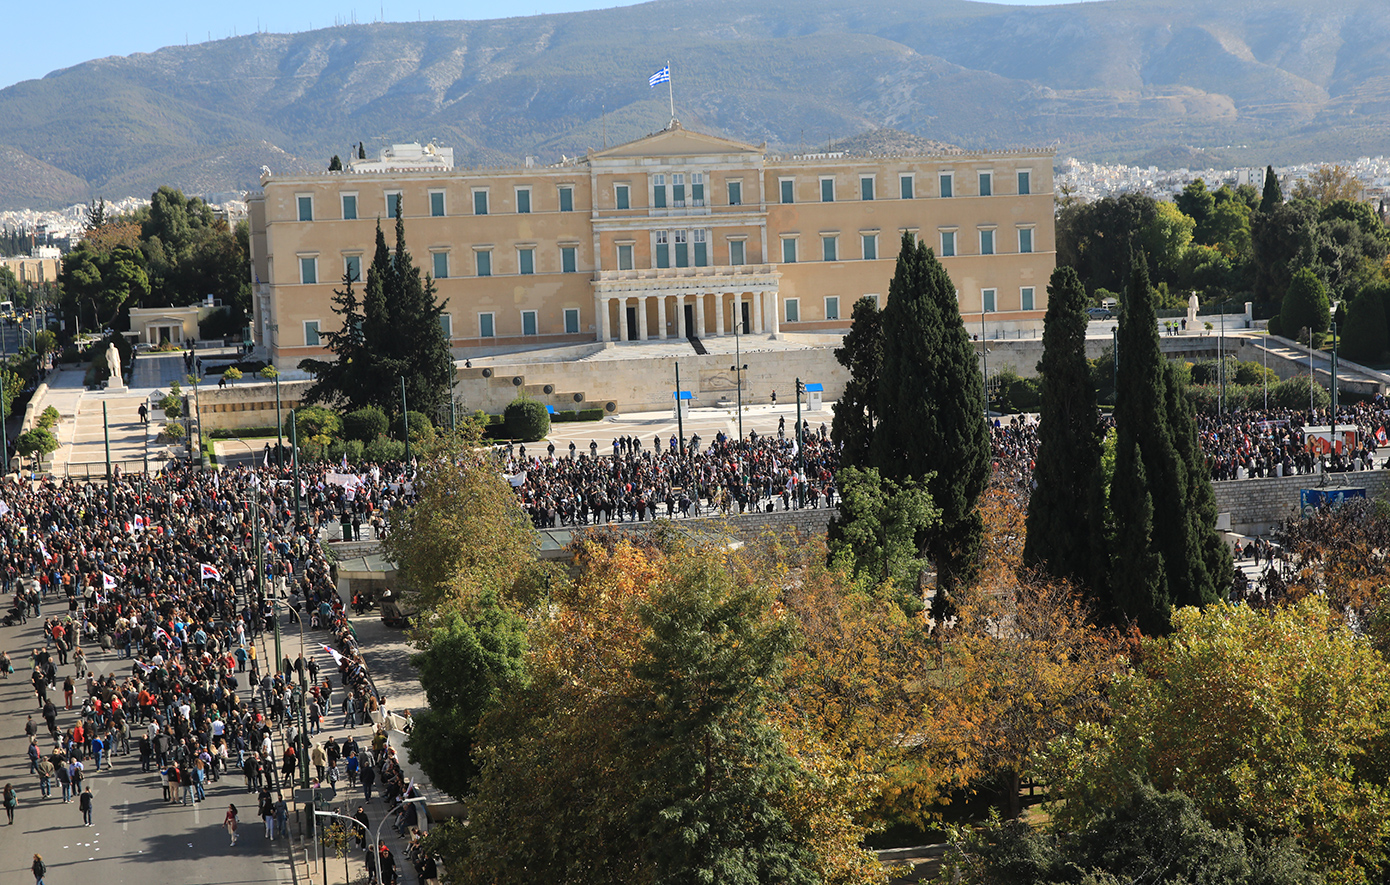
[[1300, 487, 1366, 517]]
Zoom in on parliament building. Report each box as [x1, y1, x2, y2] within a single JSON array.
[[248, 123, 1056, 369]]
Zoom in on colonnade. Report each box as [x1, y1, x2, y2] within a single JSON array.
[[595, 290, 780, 342]]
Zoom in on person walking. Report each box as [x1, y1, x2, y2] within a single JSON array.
[[258, 789, 275, 840], [361, 758, 375, 802], [225, 803, 239, 846], [79, 786, 93, 825], [3, 783, 16, 824], [32, 854, 46, 885]]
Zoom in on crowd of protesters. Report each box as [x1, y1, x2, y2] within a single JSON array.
[[0, 459, 431, 881]]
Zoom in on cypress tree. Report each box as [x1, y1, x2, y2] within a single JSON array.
[[1109, 252, 1227, 632], [871, 233, 989, 594], [1024, 266, 1102, 590], [388, 208, 453, 420], [1259, 165, 1283, 214], [830, 295, 883, 466]]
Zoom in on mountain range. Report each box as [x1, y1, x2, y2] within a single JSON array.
[[4, 0, 1390, 209]]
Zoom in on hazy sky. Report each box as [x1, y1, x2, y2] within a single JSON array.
[[0, 0, 1076, 91]]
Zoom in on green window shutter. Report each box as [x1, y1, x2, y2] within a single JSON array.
[[387, 193, 401, 218], [342, 195, 357, 220], [559, 187, 574, 212], [862, 235, 877, 260], [821, 179, 834, 202], [861, 177, 874, 200], [479, 313, 495, 337], [430, 192, 445, 216], [694, 242, 707, 266], [297, 196, 313, 222], [728, 180, 742, 205], [981, 230, 995, 255], [822, 237, 837, 261], [564, 309, 580, 334], [561, 247, 577, 273], [300, 257, 317, 284], [941, 231, 956, 257], [937, 174, 951, 198], [476, 251, 492, 277], [473, 191, 488, 215], [979, 172, 992, 196], [729, 240, 745, 266], [780, 180, 794, 204], [785, 299, 799, 323], [517, 190, 531, 214], [782, 239, 797, 263], [983, 289, 996, 312], [615, 185, 629, 210], [344, 256, 361, 281], [431, 253, 448, 279], [901, 175, 915, 199], [522, 311, 538, 336], [519, 249, 535, 274], [304, 321, 320, 345], [439, 315, 452, 339], [618, 245, 634, 270], [1019, 228, 1034, 253], [1017, 171, 1031, 195], [1021, 287, 1035, 311]]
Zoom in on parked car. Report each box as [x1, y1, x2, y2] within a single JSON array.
[[1086, 307, 1114, 320]]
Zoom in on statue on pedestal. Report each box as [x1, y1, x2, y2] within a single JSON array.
[[106, 343, 125, 390]]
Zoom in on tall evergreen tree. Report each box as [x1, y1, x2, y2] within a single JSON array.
[[830, 295, 883, 466], [1109, 253, 1228, 632], [1259, 165, 1283, 214], [869, 232, 990, 594], [1023, 267, 1102, 590], [300, 269, 371, 408]]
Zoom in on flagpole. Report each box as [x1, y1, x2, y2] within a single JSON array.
[[668, 59, 674, 120]]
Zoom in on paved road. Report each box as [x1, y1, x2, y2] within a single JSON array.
[[0, 616, 297, 885]]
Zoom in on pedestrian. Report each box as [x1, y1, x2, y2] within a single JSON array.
[[138, 403, 148, 424], [80, 785, 93, 825], [259, 790, 275, 839], [36, 754, 53, 798], [361, 758, 376, 801], [274, 794, 288, 840], [3, 783, 16, 824], [32, 854, 45, 885], [353, 805, 369, 849], [225, 803, 240, 845]]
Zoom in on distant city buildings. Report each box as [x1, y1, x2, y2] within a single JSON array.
[[1057, 155, 1390, 204]]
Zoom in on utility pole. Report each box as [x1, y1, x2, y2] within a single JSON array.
[[401, 376, 410, 463], [290, 411, 303, 529], [795, 378, 805, 509], [1331, 321, 1339, 464], [103, 401, 112, 506], [274, 371, 283, 467], [675, 361, 686, 459]]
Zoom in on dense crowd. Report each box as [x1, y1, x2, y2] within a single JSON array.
[[0, 460, 430, 882]]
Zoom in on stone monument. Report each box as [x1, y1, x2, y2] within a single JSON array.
[[1186, 293, 1199, 332], [106, 343, 125, 390]]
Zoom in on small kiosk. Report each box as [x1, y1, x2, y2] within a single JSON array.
[[804, 383, 824, 411], [673, 389, 693, 418]]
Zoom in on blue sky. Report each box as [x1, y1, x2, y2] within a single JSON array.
[[0, 0, 1077, 91]]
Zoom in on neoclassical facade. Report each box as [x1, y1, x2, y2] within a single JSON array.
[[248, 124, 1056, 367]]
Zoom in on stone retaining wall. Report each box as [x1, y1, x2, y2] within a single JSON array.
[[1212, 469, 1390, 535]]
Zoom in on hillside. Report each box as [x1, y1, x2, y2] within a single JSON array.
[[4, 0, 1390, 208]]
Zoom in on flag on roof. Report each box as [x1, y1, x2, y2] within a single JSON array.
[[649, 66, 670, 87]]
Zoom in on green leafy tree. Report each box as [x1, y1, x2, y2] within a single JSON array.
[[1253, 200, 1319, 307], [830, 295, 883, 466], [1056, 193, 1161, 297], [1260, 165, 1284, 214], [625, 555, 816, 885], [1281, 267, 1332, 337], [1024, 267, 1103, 591], [15, 427, 57, 461], [826, 465, 939, 608], [1177, 179, 1218, 245], [503, 399, 550, 442], [1341, 287, 1389, 363], [868, 233, 989, 597], [407, 595, 528, 801], [343, 405, 388, 442]]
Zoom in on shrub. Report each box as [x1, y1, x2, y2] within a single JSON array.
[[162, 422, 185, 440], [552, 408, 606, 423], [34, 330, 56, 356], [223, 367, 243, 385], [344, 406, 389, 442], [15, 427, 57, 459], [287, 406, 342, 441], [258, 365, 280, 381], [1269, 374, 1331, 410], [364, 435, 406, 463], [1231, 360, 1278, 386], [327, 438, 366, 466], [391, 410, 433, 442], [38, 406, 60, 428], [504, 399, 551, 442]]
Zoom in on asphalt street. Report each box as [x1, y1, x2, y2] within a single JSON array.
[[0, 616, 295, 885]]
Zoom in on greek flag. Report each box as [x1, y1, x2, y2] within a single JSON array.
[[649, 66, 670, 87]]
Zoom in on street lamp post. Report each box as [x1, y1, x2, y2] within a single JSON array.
[[313, 809, 368, 885], [275, 372, 284, 468], [981, 307, 989, 414], [375, 797, 428, 885]]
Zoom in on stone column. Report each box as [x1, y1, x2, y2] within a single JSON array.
[[696, 293, 707, 337], [637, 295, 649, 340], [617, 297, 628, 342], [675, 294, 686, 339], [657, 294, 669, 340], [715, 293, 725, 337], [753, 289, 764, 334], [768, 291, 780, 339], [595, 294, 608, 343]]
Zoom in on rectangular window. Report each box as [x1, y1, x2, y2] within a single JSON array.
[[341, 194, 358, 220], [344, 255, 361, 282], [1018, 228, 1034, 254], [386, 192, 402, 218], [476, 250, 492, 277], [559, 186, 574, 212], [900, 174, 915, 199], [691, 173, 704, 206], [303, 320, 320, 346], [693, 229, 708, 267], [825, 296, 840, 321], [561, 246, 577, 273], [862, 234, 878, 261], [479, 313, 495, 338], [785, 298, 800, 323], [431, 252, 449, 279], [979, 171, 993, 197], [780, 179, 794, 204], [672, 173, 686, 207], [299, 257, 317, 285], [429, 191, 446, 217], [982, 288, 996, 313], [518, 248, 535, 275], [297, 195, 313, 222], [980, 229, 995, 255], [938, 173, 953, 198], [727, 180, 742, 206], [521, 310, 538, 336], [729, 239, 746, 266], [439, 314, 453, 340], [516, 188, 531, 214], [674, 229, 689, 267], [1021, 287, 1035, 311], [861, 176, 875, 201], [653, 174, 667, 209], [822, 236, 838, 262], [1017, 170, 1031, 196], [820, 178, 835, 202], [940, 230, 956, 257], [781, 238, 797, 263], [564, 308, 580, 335], [473, 190, 489, 216], [618, 244, 634, 271], [654, 231, 670, 268], [615, 184, 630, 210]]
